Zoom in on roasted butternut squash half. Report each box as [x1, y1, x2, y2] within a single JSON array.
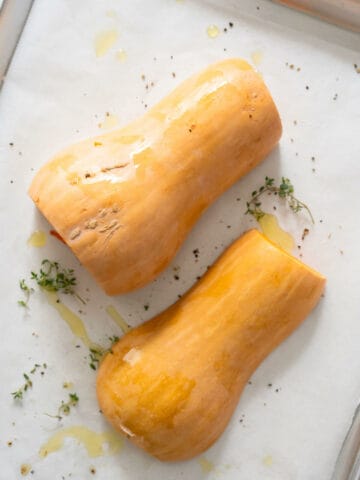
[[97, 230, 325, 461], [29, 59, 282, 294]]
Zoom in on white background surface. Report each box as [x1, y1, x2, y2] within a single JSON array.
[[0, 0, 360, 479]]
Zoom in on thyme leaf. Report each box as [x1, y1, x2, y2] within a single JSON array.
[[11, 363, 47, 400], [245, 176, 314, 223], [18, 279, 34, 308], [46, 392, 79, 421], [30, 260, 85, 304]]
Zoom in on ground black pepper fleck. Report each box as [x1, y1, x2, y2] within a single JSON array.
[[174, 275, 179, 280], [229, 22, 233, 27], [302, 228, 309, 241]]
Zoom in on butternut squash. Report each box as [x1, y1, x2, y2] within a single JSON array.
[[97, 229, 325, 461], [29, 59, 282, 295]]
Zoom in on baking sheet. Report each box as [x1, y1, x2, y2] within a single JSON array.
[[0, 0, 360, 479]]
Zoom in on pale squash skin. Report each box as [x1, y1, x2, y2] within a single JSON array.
[[29, 59, 282, 295], [97, 230, 325, 461]]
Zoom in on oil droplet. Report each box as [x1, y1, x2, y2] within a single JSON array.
[[20, 463, 31, 476], [99, 113, 119, 129], [94, 29, 119, 57], [39, 426, 122, 458], [263, 455, 273, 466], [116, 48, 127, 62], [44, 290, 103, 352], [251, 50, 263, 67], [258, 214, 294, 253], [106, 305, 130, 334], [27, 230, 46, 247], [106, 10, 118, 19], [63, 381, 74, 389], [199, 456, 215, 473], [207, 25, 219, 39]]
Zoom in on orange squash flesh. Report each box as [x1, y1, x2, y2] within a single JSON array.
[[97, 230, 325, 461], [29, 59, 282, 295]]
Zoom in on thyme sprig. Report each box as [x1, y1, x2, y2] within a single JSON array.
[[88, 336, 119, 370], [18, 279, 34, 307], [89, 347, 104, 371], [46, 393, 79, 420], [30, 260, 85, 304], [11, 363, 47, 400], [59, 392, 79, 416], [245, 176, 314, 223]]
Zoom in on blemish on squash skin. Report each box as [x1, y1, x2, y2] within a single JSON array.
[[69, 227, 81, 240]]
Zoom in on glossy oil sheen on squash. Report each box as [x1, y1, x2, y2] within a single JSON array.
[[97, 230, 325, 461], [29, 59, 282, 295]]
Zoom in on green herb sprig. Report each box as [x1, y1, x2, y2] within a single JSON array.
[[245, 176, 314, 223], [108, 335, 120, 345], [18, 279, 34, 308], [89, 347, 105, 371], [11, 363, 47, 400], [57, 393, 79, 419], [30, 260, 85, 304], [88, 336, 119, 370], [46, 392, 79, 421]]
